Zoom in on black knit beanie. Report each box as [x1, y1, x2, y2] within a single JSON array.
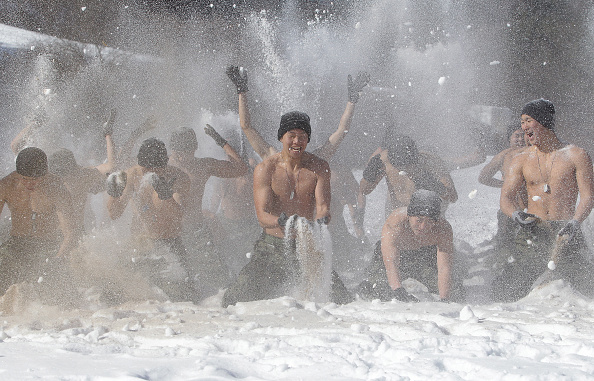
[[16, 147, 48, 178], [407, 189, 441, 220], [521, 98, 555, 129], [278, 111, 311, 142]]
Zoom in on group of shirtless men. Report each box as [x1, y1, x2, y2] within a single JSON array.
[[1, 66, 593, 307]]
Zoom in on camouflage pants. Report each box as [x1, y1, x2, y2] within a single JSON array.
[[0, 237, 71, 302], [222, 232, 353, 307], [357, 240, 465, 302], [491, 220, 594, 302]]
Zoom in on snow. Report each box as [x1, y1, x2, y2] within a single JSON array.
[[1, 162, 594, 380]]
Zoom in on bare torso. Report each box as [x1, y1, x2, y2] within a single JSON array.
[[0, 172, 76, 253], [118, 164, 190, 239], [517, 145, 582, 220], [254, 151, 330, 238]]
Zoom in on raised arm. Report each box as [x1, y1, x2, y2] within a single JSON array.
[[227, 66, 277, 160], [11, 114, 44, 155], [204, 124, 248, 178], [95, 109, 117, 175], [313, 72, 370, 161]]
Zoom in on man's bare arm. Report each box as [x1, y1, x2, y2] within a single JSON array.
[[478, 150, 507, 188], [436, 223, 454, 300], [238, 92, 277, 160], [314, 162, 331, 221], [313, 72, 370, 161], [253, 162, 281, 229], [572, 147, 594, 223], [107, 173, 133, 220], [313, 102, 355, 161], [53, 184, 79, 257], [381, 214, 403, 290], [500, 156, 526, 218]]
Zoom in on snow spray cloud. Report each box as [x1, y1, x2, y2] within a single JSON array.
[[284, 215, 333, 303]]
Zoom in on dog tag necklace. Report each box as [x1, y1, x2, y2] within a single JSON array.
[[536, 149, 557, 194], [285, 166, 301, 200]]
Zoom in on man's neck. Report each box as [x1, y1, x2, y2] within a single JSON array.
[[281, 151, 303, 170], [536, 131, 563, 154]]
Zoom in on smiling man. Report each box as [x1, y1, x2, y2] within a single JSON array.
[[356, 189, 464, 302], [495, 98, 594, 301], [222, 111, 353, 307], [0, 147, 78, 296]]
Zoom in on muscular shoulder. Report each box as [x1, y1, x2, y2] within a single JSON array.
[[383, 207, 408, 230], [302, 152, 330, 174]]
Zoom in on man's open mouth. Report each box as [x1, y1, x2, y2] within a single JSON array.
[[289, 147, 302, 152]]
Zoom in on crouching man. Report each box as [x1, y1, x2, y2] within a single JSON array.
[[357, 189, 465, 302]]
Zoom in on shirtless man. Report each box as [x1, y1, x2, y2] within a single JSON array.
[[356, 134, 458, 233], [479, 125, 527, 251], [495, 98, 594, 301], [0, 147, 77, 295], [106, 138, 195, 302], [222, 111, 353, 307], [357, 190, 464, 302], [47, 110, 117, 234], [225, 66, 369, 273], [167, 124, 248, 294]]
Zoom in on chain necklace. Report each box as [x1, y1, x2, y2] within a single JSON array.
[[284, 166, 301, 200], [536, 148, 557, 194]]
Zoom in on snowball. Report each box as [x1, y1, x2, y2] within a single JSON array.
[[459, 305, 476, 321], [548, 261, 556, 270], [489, 61, 500, 65], [468, 189, 478, 199], [355, 22, 361, 29], [81, 7, 86, 11], [398, 171, 408, 176], [438, 76, 446, 85], [532, 195, 541, 201], [246, 252, 252, 259]]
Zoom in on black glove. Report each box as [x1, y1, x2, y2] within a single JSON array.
[[512, 210, 538, 227], [204, 124, 227, 148], [226, 65, 249, 94], [316, 216, 330, 225], [558, 219, 580, 241], [150, 174, 175, 200], [391, 287, 419, 303], [347, 71, 370, 103], [362, 154, 385, 183], [410, 168, 448, 195], [106, 171, 127, 198], [102, 109, 117, 137], [278, 212, 289, 228]]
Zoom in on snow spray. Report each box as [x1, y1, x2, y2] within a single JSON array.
[[285, 215, 333, 302]]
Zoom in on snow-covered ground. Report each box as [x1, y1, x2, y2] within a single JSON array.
[[1, 161, 594, 380]]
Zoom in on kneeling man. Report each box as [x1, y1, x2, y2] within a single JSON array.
[[358, 189, 464, 302]]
